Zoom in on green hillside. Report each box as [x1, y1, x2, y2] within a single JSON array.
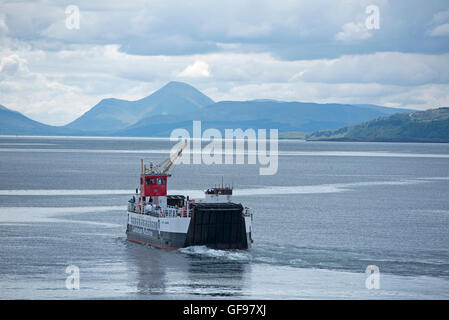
[[307, 108, 449, 143]]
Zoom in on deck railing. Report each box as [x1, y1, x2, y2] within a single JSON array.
[[128, 203, 192, 218], [128, 203, 252, 219]]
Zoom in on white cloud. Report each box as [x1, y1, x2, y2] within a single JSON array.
[[0, 13, 8, 36], [1, 0, 449, 125], [1, 43, 449, 125], [178, 61, 211, 78], [335, 22, 372, 42], [431, 9, 449, 24], [0, 54, 29, 77], [428, 9, 449, 37], [222, 82, 449, 111], [0, 0, 392, 58], [430, 23, 449, 37], [227, 22, 272, 38], [298, 52, 449, 86]]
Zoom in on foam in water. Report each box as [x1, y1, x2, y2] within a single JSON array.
[[0, 178, 435, 197], [0, 206, 122, 227], [0, 148, 173, 154], [0, 143, 55, 146], [179, 246, 251, 261]]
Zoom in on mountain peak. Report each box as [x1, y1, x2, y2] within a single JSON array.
[[163, 81, 194, 89], [65, 81, 214, 132], [155, 81, 213, 101]]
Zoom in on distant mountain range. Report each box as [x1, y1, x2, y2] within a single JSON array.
[[0, 81, 416, 137], [307, 108, 449, 142], [0, 104, 80, 135], [65, 81, 214, 134]]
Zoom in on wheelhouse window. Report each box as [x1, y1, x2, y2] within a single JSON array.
[[145, 176, 165, 185], [145, 177, 155, 185]]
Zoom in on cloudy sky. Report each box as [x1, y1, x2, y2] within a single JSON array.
[[1, 0, 449, 125]]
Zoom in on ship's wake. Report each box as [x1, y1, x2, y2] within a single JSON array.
[[179, 245, 251, 262]]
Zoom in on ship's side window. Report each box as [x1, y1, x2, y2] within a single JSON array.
[[150, 178, 155, 184], [146, 177, 150, 185]]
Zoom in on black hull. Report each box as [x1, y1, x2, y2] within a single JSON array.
[[126, 230, 252, 250]]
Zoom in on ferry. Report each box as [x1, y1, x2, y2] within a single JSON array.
[[126, 141, 253, 250]]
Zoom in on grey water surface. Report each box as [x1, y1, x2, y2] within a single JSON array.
[[0, 136, 448, 299]]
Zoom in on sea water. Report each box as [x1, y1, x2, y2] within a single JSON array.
[[0, 136, 448, 299]]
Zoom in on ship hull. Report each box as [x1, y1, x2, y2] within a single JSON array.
[[126, 202, 252, 250], [126, 229, 187, 250], [126, 229, 252, 250]]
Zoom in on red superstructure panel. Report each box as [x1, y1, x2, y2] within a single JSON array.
[[140, 174, 167, 197]]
